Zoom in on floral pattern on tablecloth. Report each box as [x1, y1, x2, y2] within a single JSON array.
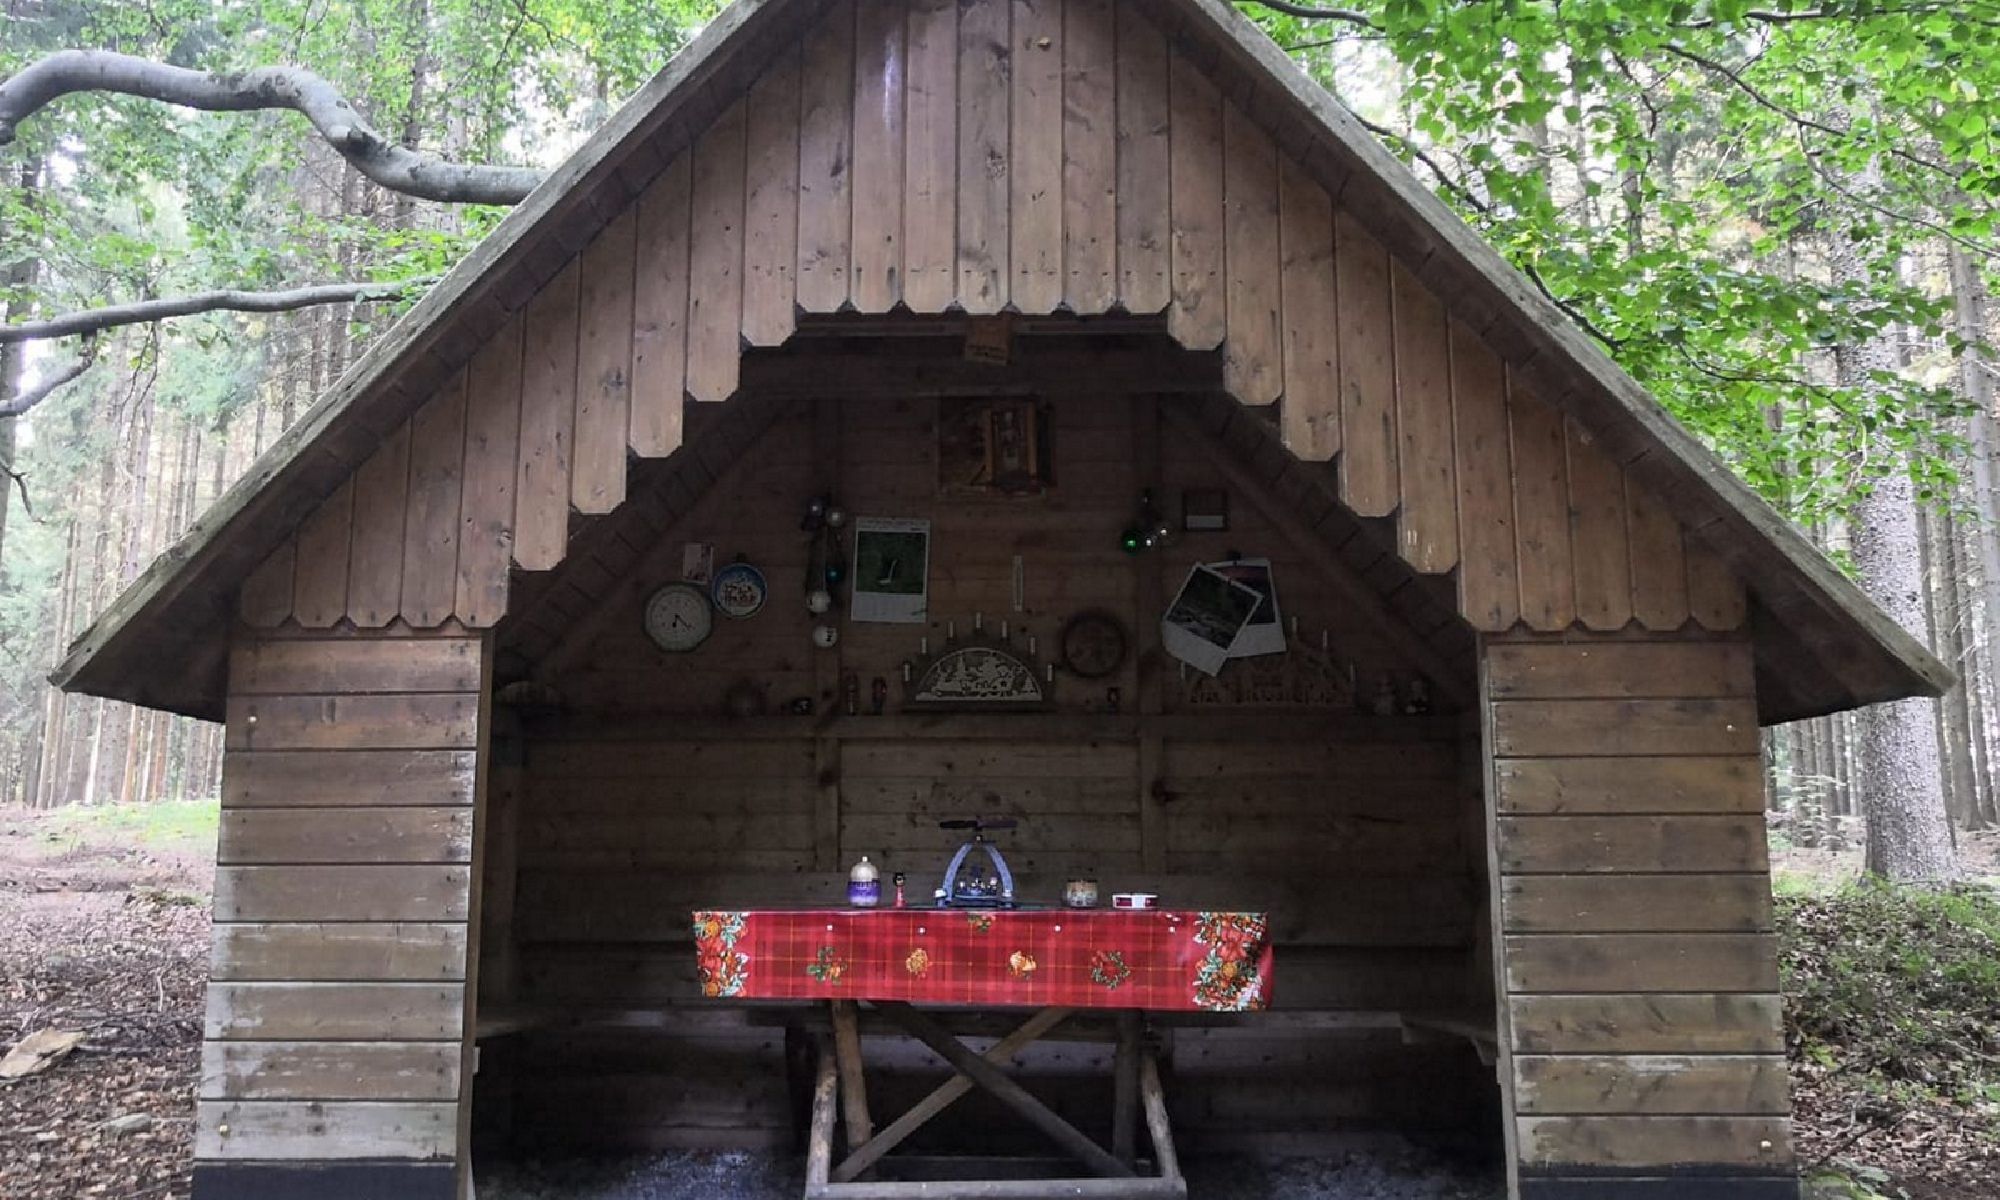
[[1192, 911, 1270, 1012], [692, 910, 749, 998]]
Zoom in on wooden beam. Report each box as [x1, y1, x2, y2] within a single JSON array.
[[830, 1000, 873, 1153], [872, 1003, 1134, 1180], [807, 1036, 839, 1189], [831, 1007, 1072, 1184], [1139, 1051, 1180, 1184]]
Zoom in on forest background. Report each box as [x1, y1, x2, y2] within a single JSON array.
[[3, 0, 1998, 879]]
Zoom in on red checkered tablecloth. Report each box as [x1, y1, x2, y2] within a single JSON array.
[[691, 908, 1271, 1011]]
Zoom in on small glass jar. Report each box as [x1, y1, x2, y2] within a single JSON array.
[[848, 856, 881, 907], [1063, 879, 1099, 909]]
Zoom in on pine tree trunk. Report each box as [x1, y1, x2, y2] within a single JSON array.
[[1840, 330, 1960, 881]]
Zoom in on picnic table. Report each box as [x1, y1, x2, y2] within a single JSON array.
[[693, 906, 1275, 1199]]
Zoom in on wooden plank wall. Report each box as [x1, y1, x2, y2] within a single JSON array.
[[1481, 634, 1794, 1192], [202, 629, 488, 1176], [490, 393, 1495, 1149], [235, 0, 1748, 647]]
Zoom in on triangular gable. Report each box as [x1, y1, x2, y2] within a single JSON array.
[[52, 0, 1946, 723]]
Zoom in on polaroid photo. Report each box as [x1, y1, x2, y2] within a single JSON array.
[[1207, 557, 1286, 658], [851, 517, 932, 623], [1161, 563, 1264, 675]]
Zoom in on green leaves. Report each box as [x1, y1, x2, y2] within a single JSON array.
[[1246, 0, 2000, 529]]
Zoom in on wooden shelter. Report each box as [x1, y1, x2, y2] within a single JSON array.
[[52, 0, 1947, 1197]]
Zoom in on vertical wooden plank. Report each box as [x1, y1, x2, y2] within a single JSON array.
[[1278, 157, 1337, 461], [1509, 381, 1576, 632], [1061, 0, 1116, 314], [1335, 209, 1398, 516], [1567, 418, 1633, 631], [1686, 538, 1748, 631], [957, 0, 1011, 312], [456, 315, 522, 628], [798, 0, 856, 315], [1392, 259, 1457, 574], [743, 52, 802, 346], [512, 260, 579, 572], [902, 0, 958, 313], [1167, 51, 1224, 349], [349, 424, 412, 628], [1222, 102, 1282, 406], [1114, 3, 1170, 315], [1011, 0, 1064, 314], [688, 99, 748, 404], [240, 540, 297, 629], [851, 0, 907, 312], [630, 157, 692, 458], [571, 208, 636, 513], [1453, 321, 1518, 631], [292, 480, 354, 629], [401, 377, 468, 628], [1626, 475, 1691, 630]]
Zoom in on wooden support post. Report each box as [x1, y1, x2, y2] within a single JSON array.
[[833, 1007, 1072, 1184], [873, 1003, 1135, 1180], [830, 1000, 873, 1152], [1112, 1011, 1141, 1166], [807, 1036, 839, 1190], [1138, 1052, 1180, 1184]]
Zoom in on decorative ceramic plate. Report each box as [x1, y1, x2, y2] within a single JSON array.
[[711, 561, 769, 619]]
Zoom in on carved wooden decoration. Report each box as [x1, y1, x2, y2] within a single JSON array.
[[1177, 640, 1359, 709], [905, 638, 1052, 711]]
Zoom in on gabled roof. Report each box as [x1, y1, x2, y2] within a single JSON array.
[[51, 0, 1949, 723]]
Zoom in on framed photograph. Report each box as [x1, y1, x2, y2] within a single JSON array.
[[939, 397, 1052, 496], [851, 517, 931, 623], [1208, 557, 1286, 658], [1161, 563, 1264, 675]]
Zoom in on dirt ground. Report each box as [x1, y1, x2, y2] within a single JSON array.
[[3, 803, 1995, 1199]]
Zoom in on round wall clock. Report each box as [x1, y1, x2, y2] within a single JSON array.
[[1060, 610, 1129, 679], [644, 582, 713, 652], [711, 561, 769, 619]]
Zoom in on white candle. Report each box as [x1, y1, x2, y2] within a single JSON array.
[[975, 611, 983, 632], [1001, 620, 1009, 640], [920, 636, 929, 656], [902, 662, 912, 683], [1028, 635, 1037, 656], [1046, 663, 1054, 683]]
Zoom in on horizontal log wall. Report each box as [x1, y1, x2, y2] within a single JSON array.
[[200, 629, 487, 1183], [1481, 635, 1795, 1198], [491, 392, 1494, 1149], [235, 0, 1745, 646]]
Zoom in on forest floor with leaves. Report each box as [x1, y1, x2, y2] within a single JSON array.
[[3, 805, 1998, 1200]]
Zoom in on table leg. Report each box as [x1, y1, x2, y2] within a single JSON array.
[[806, 1036, 839, 1191], [873, 1002, 1134, 1180], [1138, 1050, 1180, 1184], [1111, 1011, 1140, 1166], [830, 1000, 873, 1151], [832, 1006, 1072, 1184]]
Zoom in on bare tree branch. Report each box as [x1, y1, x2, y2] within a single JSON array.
[[1244, 0, 1379, 27], [0, 334, 97, 418], [0, 277, 435, 346], [0, 50, 545, 205]]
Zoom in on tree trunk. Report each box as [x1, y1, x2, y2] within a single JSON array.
[[1836, 249, 1959, 881]]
